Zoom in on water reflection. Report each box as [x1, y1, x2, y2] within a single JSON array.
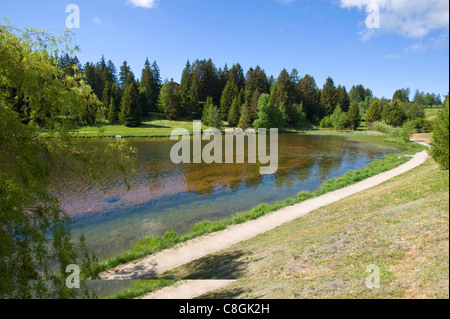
[[49, 134, 401, 258]]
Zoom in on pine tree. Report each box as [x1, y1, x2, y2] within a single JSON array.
[[298, 74, 320, 121], [139, 58, 153, 116], [108, 96, 120, 123], [159, 80, 180, 120], [228, 91, 243, 127], [119, 61, 131, 88], [206, 105, 223, 130], [347, 101, 361, 130], [336, 85, 350, 113], [271, 68, 293, 107], [388, 100, 405, 127], [178, 60, 192, 118], [202, 96, 214, 124], [321, 77, 337, 116], [238, 101, 254, 130], [189, 70, 202, 119], [220, 80, 238, 120], [119, 74, 141, 127], [149, 60, 162, 112], [202, 96, 222, 129], [366, 99, 382, 123]]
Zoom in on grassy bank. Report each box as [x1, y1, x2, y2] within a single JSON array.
[[84, 137, 426, 280], [159, 157, 448, 299], [73, 113, 203, 138]]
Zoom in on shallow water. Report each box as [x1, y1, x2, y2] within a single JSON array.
[[49, 134, 402, 259]]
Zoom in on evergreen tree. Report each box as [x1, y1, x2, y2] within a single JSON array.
[[392, 88, 410, 103], [336, 85, 350, 113], [238, 101, 254, 130], [228, 90, 243, 127], [189, 70, 203, 119], [108, 96, 120, 123], [321, 77, 338, 116], [178, 60, 192, 118], [347, 101, 361, 131], [159, 80, 180, 120], [271, 68, 293, 107], [228, 63, 245, 91], [366, 99, 382, 123], [139, 58, 153, 116], [206, 105, 222, 130], [202, 96, 214, 124], [220, 80, 239, 120], [119, 74, 141, 127], [119, 60, 131, 88], [388, 100, 405, 127], [298, 74, 320, 121], [202, 96, 222, 129]]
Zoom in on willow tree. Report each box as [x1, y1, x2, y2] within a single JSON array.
[[0, 22, 134, 298]]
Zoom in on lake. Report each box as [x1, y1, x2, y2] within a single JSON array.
[[49, 134, 402, 259]]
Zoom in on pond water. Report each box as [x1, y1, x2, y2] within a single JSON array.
[[50, 134, 402, 259]]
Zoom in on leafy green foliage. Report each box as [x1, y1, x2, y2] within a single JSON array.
[[0, 21, 135, 298], [430, 100, 449, 169], [253, 94, 285, 130], [329, 105, 348, 131]]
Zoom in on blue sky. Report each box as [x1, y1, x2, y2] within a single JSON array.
[[1, 0, 448, 99]]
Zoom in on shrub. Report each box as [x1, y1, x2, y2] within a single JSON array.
[[430, 103, 449, 169], [320, 116, 333, 128]]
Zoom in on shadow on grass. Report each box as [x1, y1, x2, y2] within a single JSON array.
[[158, 250, 253, 280], [196, 286, 248, 299]]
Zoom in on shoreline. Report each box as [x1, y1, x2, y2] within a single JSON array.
[[100, 137, 428, 278]]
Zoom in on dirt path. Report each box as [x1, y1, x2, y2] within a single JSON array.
[[101, 150, 429, 286], [141, 280, 236, 299]]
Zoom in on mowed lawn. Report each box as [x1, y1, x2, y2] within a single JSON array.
[[157, 158, 449, 299], [425, 107, 444, 121], [74, 113, 203, 138]]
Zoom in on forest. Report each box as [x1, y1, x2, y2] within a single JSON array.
[[13, 54, 445, 133]]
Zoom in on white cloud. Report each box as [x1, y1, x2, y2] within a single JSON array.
[[340, 0, 449, 39], [93, 17, 102, 25], [126, 0, 158, 9], [386, 53, 401, 60]]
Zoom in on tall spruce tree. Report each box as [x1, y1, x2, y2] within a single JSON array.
[[228, 90, 243, 127], [366, 99, 382, 123], [347, 101, 361, 130], [119, 61, 131, 88], [178, 60, 192, 118], [159, 80, 180, 120], [298, 74, 320, 121], [321, 77, 338, 116], [220, 80, 239, 120], [139, 58, 153, 116], [119, 73, 141, 127]]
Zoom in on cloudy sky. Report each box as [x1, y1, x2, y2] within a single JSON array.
[[1, 0, 448, 98]]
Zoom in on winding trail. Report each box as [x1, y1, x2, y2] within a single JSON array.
[[101, 150, 429, 292]]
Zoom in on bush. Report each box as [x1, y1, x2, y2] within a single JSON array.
[[320, 116, 333, 128], [400, 121, 416, 141], [430, 103, 449, 169], [370, 121, 400, 137]]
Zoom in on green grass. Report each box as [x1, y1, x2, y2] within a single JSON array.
[[73, 113, 206, 138], [84, 137, 426, 280], [106, 280, 176, 299], [425, 107, 443, 121], [172, 158, 447, 299]]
